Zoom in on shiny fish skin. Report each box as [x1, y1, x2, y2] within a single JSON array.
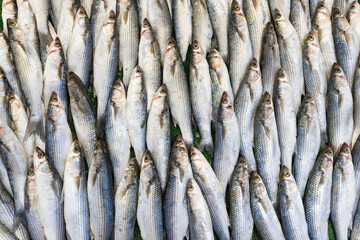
[[353, 63, 360, 146], [0, 157, 12, 198], [290, 0, 311, 45], [105, 79, 131, 187], [18, 0, 39, 55], [327, 63, 354, 154], [293, 93, 321, 197], [164, 136, 193, 240], [2, 0, 17, 37], [0, 222, 18, 240], [0, 71, 9, 125], [348, 1, 360, 39], [229, 156, 253, 240], [279, 166, 309, 240], [228, 0, 253, 97], [353, 137, 360, 217], [63, 141, 90, 240], [214, 91, 240, 192], [250, 172, 285, 240], [57, 0, 77, 55], [114, 158, 139, 240], [304, 146, 334, 240], [331, 143, 356, 240], [137, 151, 165, 240], [146, 84, 171, 192], [186, 178, 214, 240], [234, 59, 262, 172], [191, 0, 213, 53], [190, 147, 230, 240], [273, 69, 296, 171], [351, 199, 360, 239]]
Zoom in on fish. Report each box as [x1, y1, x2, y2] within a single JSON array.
[[228, 0, 253, 96], [186, 178, 214, 240], [214, 91, 241, 192], [0, 156, 12, 198], [269, 0, 290, 19], [351, 199, 360, 239], [310, 0, 333, 17], [0, 222, 19, 240], [105, 79, 131, 187], [333, 0, 352, 13], [348, 1, 360, 40], [234, 58, 262, 172], [126, 66, 147, 164], [33, 147, 66, 240], [250, 171, 285, 240], [67, 6, 93, 86], [327, 63, 354, 154], [114, 158, 139, 240], [93, 10, 119, 132], [279, 165, 310, 240], [164, 136, 193, 240], [80, 0, 93, 17], [56, 0, 77, 54], [191, 0, 213, 53], [63, 141, 90, 240], [353, 62, 360, 147], [137, 151, 165, 240], [163, 38, 194, 148], [137, 0, 147, 26], [289, 0, 311, 45], [189, 40, 213, 153], [352, 136, 360, 218], [50, 0, 62, 26], [117, 0, 139, 89], [273, 69, 296, 171], [190, 147, 230, 240], [2, 0, 17, 37], [304, 146, 334, 239], [0, 71, 9, 125]]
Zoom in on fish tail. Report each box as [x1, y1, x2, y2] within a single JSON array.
[[24, 116, 44, 141], [198, 138, 214, 156]]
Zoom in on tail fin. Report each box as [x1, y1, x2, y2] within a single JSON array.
[[24, 116, 44, 141], [13, 208, 27, 230], [198, 138, 214, 156]]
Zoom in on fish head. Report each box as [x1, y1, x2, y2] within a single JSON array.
[[231, 0, 246, 28], [191, 40, 204, 66], [337, 143, 353, 170], [7, 19, 25, 42], [275, 68, 291, 98], [102, 10, 116, 36], [165, 37, 178, 63], [274, 9, 288, 36], [67, 72, 83, 102], [186, 178, 200, 197], [319, 146, 334, 172], [75, 6, 89, 30], [33, 147, 52, 175], [259, 92, 274, 120], [48, 92, 66, 119], [9, 91, 23, 115], [250, 171, 267, 198], [153, 84, 167, 103], [121, 158, 139, 187], [220, 91, 232, 109], [349, 1, 360, 18], [65, 140, 84, 177], [207, 48, 223, 69], [246, 58, 261, 85], [141, 18, 153, 39], [189, 147, 207, 174], [131, 65, 142, 80], [263, 22, 277, 47], [331, 63, 348, 90], [111, 79, 126, 106], [26, 164, 36, 200], [140, 151, 154, 180], [313, 2, 330, 26], [233, 155, 249, 184]]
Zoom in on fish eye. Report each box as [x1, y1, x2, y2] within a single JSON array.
[[188, 184, 194, 191], [234, 3, 240, 11], [37, 151, 44, 159], [109, 12, 115, 20], [52, 95, 58, 102], [319, 2, 325, 8], [79, 8, 85, 15], [250, 60, 257, 68], [308, 34, 314, 41], [278, 71, 285, 78], [8, 19, 15, 27], [193, 41, 199, 49], [144, 156, 150, 163], [335, 67, 342, 73], [73, 146, 80, 153], [9, 95, 15, 101], [327, 150, 333, 156], [275, 12, 282, 19]]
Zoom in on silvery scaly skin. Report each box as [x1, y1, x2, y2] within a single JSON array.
[[250, 172, 285, 240], [331, 143, 356, 240], [0, 156, 12, 198], [214, 91, 240, 192], [138, 19, 161, 112], [2, 0, 17, 37], [67, 7, 93, 86], [18, 0, 39, 56], [304, 146, 333, 240], [164, 136, 193, 240], [105, 79, 131, 187], [163, 38, 194, 148], [327, 63, 354, 155], [293, 93, 321, 197], [353, 62, 360, 146], [189, 40, 213, 154], [348, 1, 360, 40], [230, 156, 253, 240], [290, 0, 311, 46], [234, 58, 262, 172], [0, 222, 18, 239], [254, 92, 281, 210], [114, 158, 139, 240], [33, 147, 66, 240], [191, 0, 213, 53], [228, 0, 253, 97], [273, 69, 296, 171], [56, 0, 77, 55], [310, 0, 333, 17], [190, 147, 230, 240], [186, 178, 214, 240], [137, 151, 165, 240], [117, 0, 139, 89], [126, 66, 147, 164], [63, 141, 90, 240], [146, 84, 170, 192], [353, 133, 360, 218], [279, 166, 310, 240], [0, 71, 9, 125], [334, 0, 352, 13]]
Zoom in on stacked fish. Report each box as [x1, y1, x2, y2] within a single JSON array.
[[1, 0, 360, 239]]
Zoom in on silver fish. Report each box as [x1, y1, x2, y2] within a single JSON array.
[[18, 0, 39, 55], [191, 0, 213, 53], [0, 157, 12, 198], [290, 0, 311, 45], [0, 71, 9, 125], [348, 1, 360, 40], [351, 199, 360, 239], [353, 62, 360, 146], [2, 0, 17, 37], [352, 137, 360, 217], [57, 0, 77, 54]]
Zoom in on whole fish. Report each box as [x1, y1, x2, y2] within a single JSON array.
[[50, 0, 62, 26], [114, 158, 139, 240], [293, 93, 321, 197], [274, 8, 304, 111], [290, 0, 311, 45], [334, 0, 352, 13], [146, 84, 170, 192], [80, 0, 93, 16], [348, 1, 360, 39], [254, 92, 281, 209], [353, 62, 360, 146], [189, 40, 213, 153], [57, 0, 77, 54], [186, 178, 214, 240], [67, 72, 97, 166], [261, 22, 280, 95], [2, 0, 17, 37], [273, 69, 296, 170], [304, 146, 333, 239], [105, 79, 131, 187], [33, 147, 65, 240], [67, 6, 93, 86], [310, 0, 333, 17], [191, 0, 213, 53], [234, 58, 262, 171], [138, 19, 161, 112], [327, 63, 354, 154], [250, 171, 285, 240], [163, 38, 193, 148], [63, 141, 90, 240], [164, 136, 193, 240], [331, 143, 356, 240], [0, 71, 9, 125], [117, 0, 139, 89], [126, 66, 147, 164], [137, 151, 165, 240], [279, 165, 310, 240], [18, 0, 39, 55], [228, 0, 253, 96], [229, 156, 253, 240], [94, 10, 119, 132], [190, 147, 230, 240]]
